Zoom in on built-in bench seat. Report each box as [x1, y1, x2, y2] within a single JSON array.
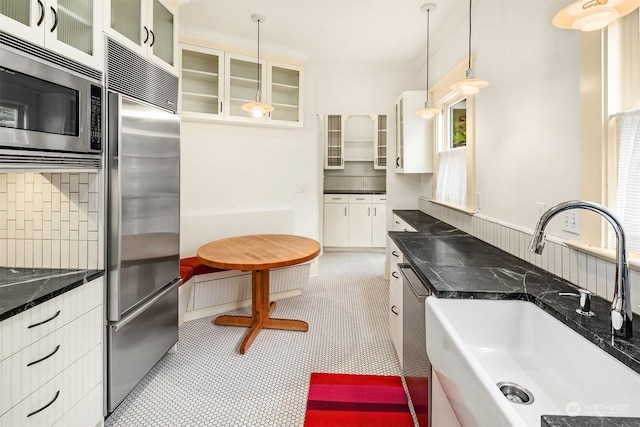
[[177, 256, 310, 326]]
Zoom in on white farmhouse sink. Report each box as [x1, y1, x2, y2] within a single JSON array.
[[425, 297, 640, 426]]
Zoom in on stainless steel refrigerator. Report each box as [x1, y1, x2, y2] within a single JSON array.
[[106, 92, 181, 413]]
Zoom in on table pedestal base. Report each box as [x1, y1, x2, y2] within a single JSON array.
[[213, 270, 308, 354]]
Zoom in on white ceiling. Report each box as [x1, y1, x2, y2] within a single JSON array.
[[178, 0, 467, 68]]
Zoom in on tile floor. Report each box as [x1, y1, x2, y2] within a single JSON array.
[[105, 251, 402, 427]]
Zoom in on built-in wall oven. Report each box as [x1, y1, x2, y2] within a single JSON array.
[[399, 263, 432, 427], [0, 44, 102, 167]]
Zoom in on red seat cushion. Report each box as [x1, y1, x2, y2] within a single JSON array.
[[180, 257, 225, 276], [179, 266, 194, 284]]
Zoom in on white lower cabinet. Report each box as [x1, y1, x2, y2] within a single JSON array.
[[0, 276, 104, 427], [323, 194, 386, 248], [348, 195, 373, 247], [323, 195, 349, 247], [388, 239, 403, 365]]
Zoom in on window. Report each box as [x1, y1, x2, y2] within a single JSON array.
[[430, 59, 477, 213], [581, 9, 640, 254], [449, 99, 467, 149]]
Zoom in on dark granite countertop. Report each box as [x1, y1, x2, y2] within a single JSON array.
[[0, 267, 104, 321], [323, 190, 386, 195], [390, 210, 640, 427]]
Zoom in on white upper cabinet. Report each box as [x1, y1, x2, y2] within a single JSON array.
[[374, 114, 388, 170], [324, 114, 345, 169], [395, 91, 432, 174], [179, 43, 303, 128], [0, 0, 103, 69], [224, 52, 268, 124], [103, 0, 178, 75], [267, 61, 303, 127], [180, 44, 224, 119]]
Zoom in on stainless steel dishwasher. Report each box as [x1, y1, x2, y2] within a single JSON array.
[[399, 263, 432, 427]]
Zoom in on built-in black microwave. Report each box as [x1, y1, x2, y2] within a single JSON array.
[[0, 45, 102, 167]]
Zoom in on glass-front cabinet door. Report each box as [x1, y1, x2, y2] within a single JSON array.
[[224, 53, 267, 124], [47, 0, 102, 69], [325, 115, 345, 169], [0, 0, 102, 69], [149, 0, 175, 71], [180, 44, 224, 119], [103, 0, 177, 74], [267, 61, 303, 127], [374, 114, 387, 170], [0, 0, 44, 45]]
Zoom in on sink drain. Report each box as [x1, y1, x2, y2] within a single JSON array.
[[497, 382, 534, 405]]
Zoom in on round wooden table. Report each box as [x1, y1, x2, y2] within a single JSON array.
[[197, 234, 320, 354]]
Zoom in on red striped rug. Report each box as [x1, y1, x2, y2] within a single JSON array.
[[303, 373, 414, 427]]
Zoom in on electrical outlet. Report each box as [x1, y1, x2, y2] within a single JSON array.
[[536, 202, 546, 217], [563, 211, 580, 234], [296, 183, 304, 193], [476, 193, 481, 210]]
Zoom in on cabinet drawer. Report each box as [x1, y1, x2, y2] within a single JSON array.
[[349, 194, 372, 204], [393, 215, 417, 232], [0, 345, 102, 427], [1, 307, 102, 416], [372, 195, 387, 203], [52, 383, 102, 427], [324, 194, 349, 203], [0, 277, 103, 361]]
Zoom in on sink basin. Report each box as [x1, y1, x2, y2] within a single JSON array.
[[425, 297, 640, 426]]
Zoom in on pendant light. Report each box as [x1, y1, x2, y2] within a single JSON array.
[[553, 0, 638, 32], [416, 3, 440, 118], [242, 14, 274, 118], [450, 0, 489, 95]]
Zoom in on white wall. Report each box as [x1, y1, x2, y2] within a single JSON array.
[[423, 0, 581, 238], [180, 59, 422, 257]]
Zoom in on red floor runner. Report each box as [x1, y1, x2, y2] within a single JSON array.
[[304, 373, 415, 427]]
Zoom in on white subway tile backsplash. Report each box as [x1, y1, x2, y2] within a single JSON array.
[[0, 172, 101, 270]]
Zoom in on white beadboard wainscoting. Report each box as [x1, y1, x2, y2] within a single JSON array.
[[419, 198, 640, 315], [0, 172, 101, 269]]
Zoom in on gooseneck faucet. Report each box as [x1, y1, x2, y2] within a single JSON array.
[[529, 200, 632, 340]]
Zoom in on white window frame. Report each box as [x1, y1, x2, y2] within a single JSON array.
[[430, 59, 478, 214], [578, 9, 640, 260]]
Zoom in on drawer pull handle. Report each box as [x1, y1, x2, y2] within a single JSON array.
[[27, 345, 60, 367], [391, 305, 399, 315], [391, 272, 399, 279], [27, 390, 60, 418], [391, 250, 399, 258], [332, 197, 341, 200], [28, 310, 61, 329]]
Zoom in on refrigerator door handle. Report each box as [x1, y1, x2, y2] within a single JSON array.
[[112, 279, 181, 332]]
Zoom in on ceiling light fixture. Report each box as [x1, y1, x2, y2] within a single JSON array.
[[553, 0, 638, 31], [242, 14, 274, 118], [416, 3, 440, 118], [450, 0, 489, 95]]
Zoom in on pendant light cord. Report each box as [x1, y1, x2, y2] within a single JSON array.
[[468, 0, 472, 70], [256, 18, 261, 102], [426, 8, 431, 92]]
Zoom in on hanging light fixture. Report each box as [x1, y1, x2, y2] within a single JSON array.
[[450, 0, 489, 95], [553, 0, 638, 32], [242, 14, 274, 118], [416, 3, 440, 118]]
